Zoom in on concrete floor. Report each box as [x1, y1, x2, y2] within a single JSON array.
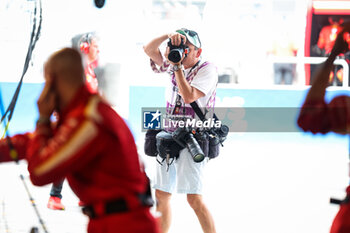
[[0, 133, 348, 233]]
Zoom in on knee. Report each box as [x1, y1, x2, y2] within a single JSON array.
[[187, 194, 204, 211], [155, 190, 171, 205]]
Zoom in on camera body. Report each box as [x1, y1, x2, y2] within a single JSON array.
[[167, 39, 189, 63], [172, 123, 229, 162], [156, 131, 183, 160], [207, 124, 229, 146], [172, 127, 205, 163]]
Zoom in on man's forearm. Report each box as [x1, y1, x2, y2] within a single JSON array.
[[143, 34, 169, 66], [174, 69, 203, 104], [175, 69, 192, 102], [304, 54, 336, 103]]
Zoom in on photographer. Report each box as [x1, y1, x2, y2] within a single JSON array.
[[1, 48, 159, 233], [144, 29, 217, 233], [298, 22, 350, 233]]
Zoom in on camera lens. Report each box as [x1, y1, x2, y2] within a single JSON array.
[[192, 153, 205, 163], [167, 39, 186, 63], [168, 49, 183, 63], [94, 0, 105, 8], [219, 125, 229, 135], [172, 127, 205, 163], [186, 134, 205, 163]]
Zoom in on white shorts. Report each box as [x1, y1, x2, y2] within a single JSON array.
[[153, 148, 208, 194]]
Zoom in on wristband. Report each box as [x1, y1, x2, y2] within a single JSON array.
[[172, 64, 183, 72]]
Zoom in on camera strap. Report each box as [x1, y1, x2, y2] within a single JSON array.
[[189, 101, 219, 122], [190, 101, 206, 121]]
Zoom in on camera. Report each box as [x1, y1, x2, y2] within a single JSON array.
[[208, 124, 229, 146], [156, 131, 182, 160], [167, 39, 189, 63], [172, 127, 205, 163]]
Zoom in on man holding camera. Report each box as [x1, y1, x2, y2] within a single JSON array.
[[144, 29, 217, 233]]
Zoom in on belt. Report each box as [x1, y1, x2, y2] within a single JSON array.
[[82, 194, 154, 219], [330, 195, 350, 205], [82, 198, 129, 219]]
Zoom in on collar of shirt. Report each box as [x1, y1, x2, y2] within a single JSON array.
[[59, 86, 91, 121]]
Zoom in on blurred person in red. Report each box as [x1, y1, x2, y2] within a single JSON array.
[[0, 48, 159, 233], [298, 22, 350, 233], [314, 17, 350, 86], [47, 32, 101, 210], [316, 18, 344, 56], [78, 32, 100, 94]]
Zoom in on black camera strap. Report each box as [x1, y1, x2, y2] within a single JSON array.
[[190, 102, 206, 121], [189, 101, 218, 122]]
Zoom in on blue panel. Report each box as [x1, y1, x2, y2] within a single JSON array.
[[0, 82, 43, 134], [128, 86, 166, 140]]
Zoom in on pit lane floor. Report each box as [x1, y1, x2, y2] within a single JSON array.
[[0, 133, 348, 233]]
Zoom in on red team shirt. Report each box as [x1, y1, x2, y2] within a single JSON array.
[[317, 24, 343, 55], [85, 59, 99, 94]]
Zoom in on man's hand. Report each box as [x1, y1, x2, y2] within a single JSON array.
[[37, 77, 56, 118], [165, 32, 187, 66], [168, 32, 186, 47]]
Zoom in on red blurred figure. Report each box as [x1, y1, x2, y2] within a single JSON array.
[[317, 17, 344, 55], [79, 33, 100, 94], [298, 22, 350, 233], [315, 17, 350, 85], [47, 32, 101, 210], [0, 48, 159, 233]]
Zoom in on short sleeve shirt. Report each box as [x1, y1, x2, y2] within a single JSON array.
[[150, 57, 218, 131]]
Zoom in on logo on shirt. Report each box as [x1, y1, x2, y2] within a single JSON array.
[[143, 110, 162, 129]]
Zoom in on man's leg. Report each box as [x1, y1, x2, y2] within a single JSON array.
[[274, 64, 282, 84], [187, 194, 216, 233], [47, 179, 65, 210], [50, 180, 64, 198], [155, 189, 172, 233], [284, 64, 294, 85]]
